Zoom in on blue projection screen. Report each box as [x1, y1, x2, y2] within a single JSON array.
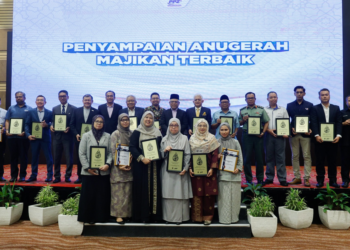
[[12, 0, 343, 112]]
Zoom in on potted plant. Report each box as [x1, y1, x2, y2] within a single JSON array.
[[58, 194, 84, 235], [315, 183, 350, 229], [0, 182, 23, 225], [242, 183, 268, 204], [247, 195, 277, 238], [278, 188, 313, 229], [28, 184, 62, 226]]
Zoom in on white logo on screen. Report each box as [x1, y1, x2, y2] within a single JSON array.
[[159, 0, 190, 8]]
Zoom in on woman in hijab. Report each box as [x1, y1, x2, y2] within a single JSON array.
[[78, 115, 113, 223], [189, 119, 220, 225], [161, 118, 192, 224], [129, 111, 163, 223], [217, 123, 243, 224], [110, 114, 133, 224]]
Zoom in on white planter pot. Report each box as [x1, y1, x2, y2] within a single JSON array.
[[247, 210, 277, 238], [28, 204, 62, 226], [58, 214, 84, 236], [278, 206, 313, 229], [0, 203, 23, 226], [318, 206, 350, 230]]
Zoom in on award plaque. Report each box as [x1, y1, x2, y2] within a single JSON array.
[[219, 148, 239, 173], [81, 123, 92, 137], [54, 114, 67, 131], [32, 122, 43, 139], [9, 118, 24, 134], [114, 143, 131, 167], [192, 117, 201, 133], [154, 121, 160, 129], [167, 149, 184, 173], [320, 123, 335, 142], [129, 116, 138, 131], [141, 138, 160, 161], [220, 116, 233, 134], [247, 116, 261, 135], [192, 154, 208, 176], [89, 146, 106, 169], [295, 115, 309, 133], [276, 118, 290, 136]]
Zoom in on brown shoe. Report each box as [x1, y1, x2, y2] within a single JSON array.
[[289, 178, 302, 185], [304, 179, 311, 187]]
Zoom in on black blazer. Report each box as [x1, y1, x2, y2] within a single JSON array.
[[186, 106, 212, 132], [70, 106, 98, 136], [98, 103, 122, 134], [310, 104, 342, 137], [119, 107, 144, 126], [52, 104, 77, 139], [160, 109, 188, 136]]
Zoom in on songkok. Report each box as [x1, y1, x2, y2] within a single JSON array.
[[170, 94, 179, 100], [220, 95, 229, 102]]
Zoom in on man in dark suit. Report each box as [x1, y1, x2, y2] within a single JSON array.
[[98, 90, 122, 134], [186, 94, 212, 136], [118, 95, 144, 126], [50, 90, 77, 183], [25, 95, 53, 182], [70, 94, 98, 183], [160, 94, 188, 136], [310, 88, 342, 188]]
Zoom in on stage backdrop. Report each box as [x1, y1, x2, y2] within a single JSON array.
[[12, 0, 343, 112]]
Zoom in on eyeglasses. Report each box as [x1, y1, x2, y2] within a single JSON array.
[[59, 95, 67, 98], [220, 101, 229, 104], [246, 97, 255, 100], [151, 97, 160, 100], [169, 125, 179, 128], [121, 119, 129, 122], [94, 121, 104, 124], [198, 125, 207, 128], [170, 101, 179, 104], [127, 100, 135, 103]]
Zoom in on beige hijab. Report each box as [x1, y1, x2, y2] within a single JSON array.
[[189, 119, 220, 154], [136, 111, 162, 147]]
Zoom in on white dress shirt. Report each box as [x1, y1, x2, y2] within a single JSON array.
[[61, 103, 69, 114], [83, 108, 90, 123], [128, 108, 135, 116]]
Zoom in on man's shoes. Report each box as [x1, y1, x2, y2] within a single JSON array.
[[53, 178, 61, 183], [26, 177, 37, 182], [289, 178, 302, 185], [262, 179, 273, 186], [257, 180, 263, 185], [9, 178, 17, 182], [65, 178, 71, 183], [74, 179, 82, 184], [45, 178, 53, 182], [316, 182, 324, 188], [18, 177, 26, 182], [329, 182, 340, 188], [0, 177, 6, 181], [304, 179, 311, 187], [280, 181, 289, 187], [342, 182, 349, 188]]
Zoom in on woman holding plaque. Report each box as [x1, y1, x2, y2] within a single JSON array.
[[78, 115, 112, 223], [217, 123, 243, 224], [189, 119, 220, 225], [110, 114, 133, 224], [161, 118, 192, 224], [129, 111, 163, 223]]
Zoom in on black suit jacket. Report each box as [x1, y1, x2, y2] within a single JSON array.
[[52, 104, 77, 140], [160, 109, 188, 136], [310, 104, 342, 137], [186, 106, 212, 132], [70, 106, 99, 136], [98, 103, 122, 134], [118, 107, 144, 126]]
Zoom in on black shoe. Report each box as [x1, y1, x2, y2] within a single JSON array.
[[117, 220, 125, 225], [53, 178, 61, 183], [245, 180, 253, 185], [18, 177, 26, 182], [45, 178, 53, 182], [9, 178, 17, 182], [329, 182, 340, 188], [65, 178, 71, 183], [316, 182, 324, 188], [280, 181, 289, 187], [257, 180, 263, 185], [74, 179, 82, 184], [342, 182, 349, 188], [262, 179, 273, 186], [26, 177, 37, 182], [0, 177, 6, 181]]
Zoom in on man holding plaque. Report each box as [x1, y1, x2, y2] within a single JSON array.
[[144, 92, 165, 127], [5, 91, 32, 182], [211, 95, 239, 139], [286, 86, 313, 186], [51, 90, 77, 183], [25, 95, 53, 182], [98, 90, 122, 134], [119, 95, 144, 127], [0, 98, 7, 181], [70, 94, 98, 184], [310, 88, 342, 188], [341, 95, 350, 187], [186, 94, 211, 136], [263, 91, 289, 187]]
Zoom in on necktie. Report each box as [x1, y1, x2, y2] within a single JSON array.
[[196, 108, 200, 117], [62, 105, 66, 114]]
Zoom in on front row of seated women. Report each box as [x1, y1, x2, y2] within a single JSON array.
[[78, 111, 242, 225]]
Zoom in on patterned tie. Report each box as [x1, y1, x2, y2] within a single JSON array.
[[196, 108, 200, 117], [62, 105, 66, 114]]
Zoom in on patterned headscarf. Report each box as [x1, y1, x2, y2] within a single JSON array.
[[189, 119, 220, 154]]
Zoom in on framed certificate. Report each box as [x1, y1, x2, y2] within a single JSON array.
[[9, 118, 24, 135], [192, 154, 208, 176], [247, 116, 261, 135], [129, 116, 138, 131], [219, 148, 239, 173], [220, 116, 233, 134], [81, 123, 92, 137], [276, 118, 290, 136], [167, 149, 184, 173], [32, 122, 43, 139], [192, 118, 201, 133], [114, 143, 131, 167], [295, 115, 309, 133], [54, 114, 67, 131], [154, 121, 160, 129], [320, 123, 335, 142], [141, 138, 160, 161], [89, 146, 106, 169]]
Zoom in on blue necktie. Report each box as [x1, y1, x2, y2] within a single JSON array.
[[62, 105, 66, 114]]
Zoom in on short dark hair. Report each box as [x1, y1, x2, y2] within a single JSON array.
[[36, 95, 46, 102], [105, 90, 115, 97], [318, 88, 330, 95], [83, 94, 93, 100], [294, 86, 305, 92], [58, 90, 68, 96], [150, 92, 160, 99], [245, 92, 256, 98], [267, 91, 277, 98], [15, 91, 26, 98]]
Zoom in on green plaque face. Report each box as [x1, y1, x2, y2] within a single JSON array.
[[167, 150, 184, 173], [81, 123, 92, 137], [129, 116, 138, 131], [247, 117, 261, 135], [141, 139, 160, 161], [295, 116, 309, 133], [220, 116, 233, 134], [276, 118, 290, 136], [192, 154, 208, 176], [9, 119, 24, 134], [90, 147, 106, 169], [54, 115, 67, 131], [320, 123, 334, 142], [192, 118, 201, 133], [154, 121, 160, 129], [32, 122, 43, 139]]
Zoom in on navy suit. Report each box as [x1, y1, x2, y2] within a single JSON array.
[[25, 108, 53, 179], [160, 109, 188, 136], [98, 103, 122, 134], [119, 107, 144, 126], [186, 106, 212, 133]]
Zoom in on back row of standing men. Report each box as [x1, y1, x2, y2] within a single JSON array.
[[1, 86, 350, 188]]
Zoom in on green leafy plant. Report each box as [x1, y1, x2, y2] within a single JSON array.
[[61, 194, 80, 216], [249, 195, 275, 217], [35, 184, 59, 208], [315, 183, 350, 213], [242, 183, 268, 204], [0, 182, 23, 209], [284, 188, 308, 211]]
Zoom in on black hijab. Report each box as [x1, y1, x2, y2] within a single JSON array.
[[92, 115, 105, 143]]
